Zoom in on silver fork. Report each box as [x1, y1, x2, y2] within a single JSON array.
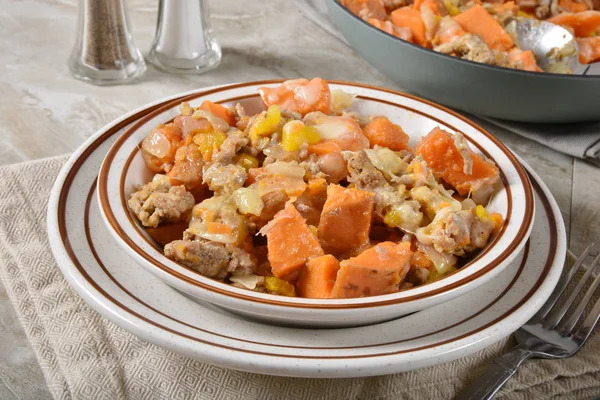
[[459, 243, 600, 400]]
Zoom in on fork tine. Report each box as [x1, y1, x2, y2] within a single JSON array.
[[544, 252, 600, 328], [560, 258, 600, 334], [574, 287, 600, 344], [534, 243, 595, 321]]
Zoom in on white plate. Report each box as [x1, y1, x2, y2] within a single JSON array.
[[96, 81, 535, 327], [47, 93, 566, 378]]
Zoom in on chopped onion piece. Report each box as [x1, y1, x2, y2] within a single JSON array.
[[421, 4, 438, 42], [410, 186, 461, 217], [192, 109, 230, 132], [263, 146, 287, 160], [179, 102, 193, 116], [384, 200, 423, 233], [142, 130, 171, 158], [331, 89, 355, 113], [194, 196, 226, 212], [462, 198, 477, 210], [452, 132, 473, 175], [233, 188, 264, 216], [365, 147, 407, 178], [265, 161, 305, 179], [230, 274, 262, 290], [187, 220, 236, 244], [418, 244, 457, 275], [471, 185, 495, 205], [152, 174, 171, 185]]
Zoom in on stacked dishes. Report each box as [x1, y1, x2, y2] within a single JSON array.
[[48, 80, 566, 376]]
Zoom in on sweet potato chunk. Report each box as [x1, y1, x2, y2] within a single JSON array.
[[548, 11, 600, 38], [367, 18, 414, 41], [296, 255, 341, 298], [577, 37, 600, 64], [391, 7, 428, 46], [509, 49, 542, 72], [258, 78, 331, 116], [558, 0, 590, 13], [341, 0, 388, 19], [294, 177, 328, 226], [308, 142, 342, 156], [414, 0, 448, 15], [454, 4, 514, 51], [363, 116, 410, 151], [415, 127, 500, 196], [199, 100, 236, 127], [317, 185, 375, 255], [304, 113, 370, 152], [330, 242, 412, 298], [433, 17, 467, 46], [263, 203, 324, 282]]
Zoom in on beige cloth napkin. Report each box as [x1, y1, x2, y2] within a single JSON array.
[[1, 155, 599, 400]]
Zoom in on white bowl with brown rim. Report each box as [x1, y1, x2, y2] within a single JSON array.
[[97, 80, 535, 328]]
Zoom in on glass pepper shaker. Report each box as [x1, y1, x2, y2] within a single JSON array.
[[68, 0, 146, 85], [146, 0, 222, 74]]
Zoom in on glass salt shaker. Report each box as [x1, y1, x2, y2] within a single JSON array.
[[68, 0, 146, 85], [146, 0, 222, 74]]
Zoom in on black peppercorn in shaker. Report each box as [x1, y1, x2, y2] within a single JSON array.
[[68, 0, 146, 85]]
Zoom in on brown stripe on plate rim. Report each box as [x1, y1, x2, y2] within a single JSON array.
[[60, 145, 557, 359], [97, 80, 534, 308]]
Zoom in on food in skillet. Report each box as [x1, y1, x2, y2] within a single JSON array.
[[341, 0, 600, 71], [128, 78, 504, 299]]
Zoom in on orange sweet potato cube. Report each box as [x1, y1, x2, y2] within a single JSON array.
[[265, 203, 324, 282], [317, 185, 375, 255], [296, 255, 341, 299], [415, 127, 500, 196], [454, 4, 514, 51], [330, 242, 412, 298]]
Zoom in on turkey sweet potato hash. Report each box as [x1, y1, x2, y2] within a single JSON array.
[[128, 78, 504, 299], [341, 0, 600, 72]]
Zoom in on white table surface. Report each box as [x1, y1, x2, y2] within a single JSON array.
[[1, 0, 599, 398]]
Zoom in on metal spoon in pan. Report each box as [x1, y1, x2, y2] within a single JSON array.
[[505, 18, 590, 75]]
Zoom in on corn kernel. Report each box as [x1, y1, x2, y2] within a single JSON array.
[[384, 208, 402, 228], [235, 154, 259, 171], [192, 131, 226, 156], [264, 276, 296, 297], [474, 205, 490, 220], [444, 0, 460, 16], [249, 105, 281, 141], [384, 203, 422, 231], [281, 120, 321, 152], [427, 265, 457, 283]]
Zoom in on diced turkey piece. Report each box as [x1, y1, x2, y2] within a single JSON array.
[[164, 239, 255, 279], [212, 130, 249, 163], [435, 34, 518, 69], [344, 150, 387, 189], [465, 216, 496, 252], [202, 163, 247, 195], [128, 177, 195, 228]]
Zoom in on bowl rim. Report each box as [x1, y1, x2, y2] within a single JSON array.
[[328, 0, 598, 80], [97, 79, 535, 309]]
